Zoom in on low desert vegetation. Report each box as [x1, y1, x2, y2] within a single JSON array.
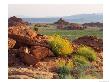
[[47, 34, 73, 56], [73, 55, 89, 65], [76, 46, 97, 61], [36, 26, 103, 41], [47, 34, 98, 78], [56, 60, 74, 79]]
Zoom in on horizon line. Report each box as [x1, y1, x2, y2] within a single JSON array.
[[8, 12, 103, 18]]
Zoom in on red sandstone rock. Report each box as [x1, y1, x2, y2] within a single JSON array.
[[8, 49, 19, 66], [73, 36, 103, 52], [19, 46, 54, 65], [8, 38, 16, 48], [8, 16, 29, 27], [8, 26, 37, 39]]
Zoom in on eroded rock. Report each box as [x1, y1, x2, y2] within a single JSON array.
[[73, 36, 103, 52], [19, 46, 54, 65], [8, 38, 16, 49], [8, 16, 29, 27], [8, 26, 37, 39], [8, 49, 19, 66]]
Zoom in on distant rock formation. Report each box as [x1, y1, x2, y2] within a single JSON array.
[[54, 18, 86, 30], [54, 18, 69, 25], [65, 23, 86, 30], [82, 22, 103, 28], [54, 18, 69, 29]]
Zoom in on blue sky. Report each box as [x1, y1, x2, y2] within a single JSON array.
[[8, 4, 103, 18]]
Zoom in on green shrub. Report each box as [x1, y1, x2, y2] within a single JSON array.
[[56, 59, 74, 79], [58, 66, 70, 75], [47, 34, 73, 56], [56, 60, 66, 67], [57, 66, 70, 79], [73, 55, 89, 65], [34, 27, 38, 32], [57, 59, 74, 70], [76, 46, 97, 61], [66, 60, 74, 70]]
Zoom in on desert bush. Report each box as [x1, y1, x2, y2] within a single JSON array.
[[47, 34, 73, 56], [66, 60, 74, 70], [57, 60, 66, 67], [73, 55, 89, 65], [76, 46, 97, 61], [58, 66, 70, 78], [56, 59, 74, 79], [33, 27, 38, 32], [71, 47, 96, 79], [57, 59, 74, 70]]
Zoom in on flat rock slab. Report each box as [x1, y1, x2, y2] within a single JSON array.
[[8, 67, 56, 79]]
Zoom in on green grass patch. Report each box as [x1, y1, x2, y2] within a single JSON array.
[[33, 25, 103, 41]]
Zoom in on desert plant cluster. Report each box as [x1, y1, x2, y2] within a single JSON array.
[[47, 34, 73, 56], [8, 16, 103, 79]]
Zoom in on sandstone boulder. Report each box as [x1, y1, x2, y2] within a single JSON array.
[[73, 36, 103, 52], [8, 16, 53, 67], [19, 46, 54, 65], [8, 16, 29, 27], [8, 25, 49, 48], [8, 26, 37, 39], [8, 38, 16, 48], [8, 49, 19, 66]]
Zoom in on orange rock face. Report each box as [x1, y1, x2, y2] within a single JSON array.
[[8, 26, 37, 39], [8, 16, 53, 66], [8, 25, 52, 65], [8, 49, 19, 66], [19, 46, 54, 65], [19, 47, 37, 65], [73, 36, 103, 52], [8, 16, 29, 27], [8, 26, 49, 47], [8, 38, 16, 48]]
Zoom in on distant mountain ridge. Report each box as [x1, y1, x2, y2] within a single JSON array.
[[22, 13, 103, 24]]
